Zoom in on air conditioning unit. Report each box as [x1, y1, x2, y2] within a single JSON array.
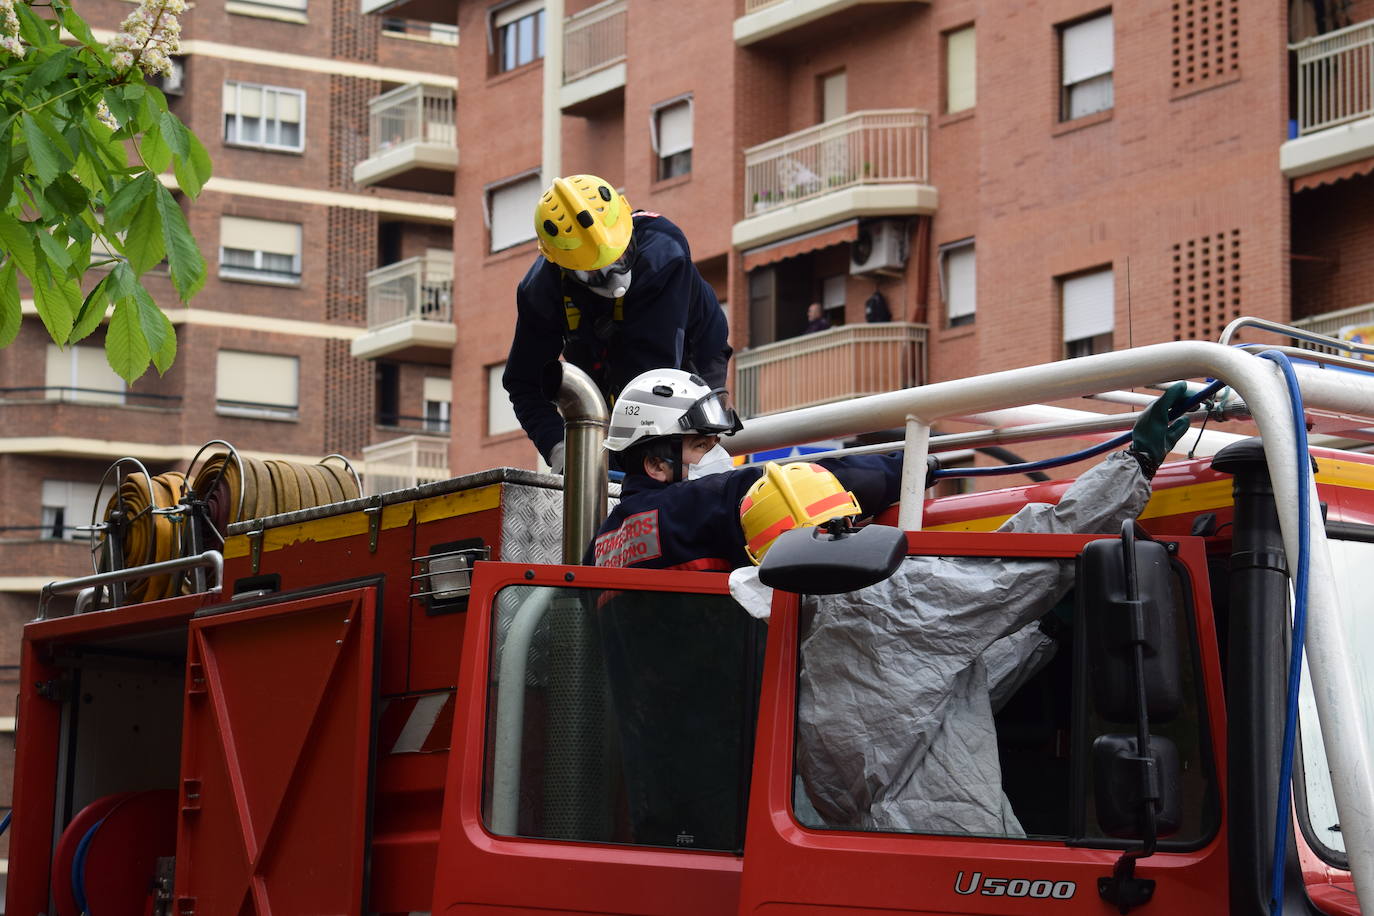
[[850, 220, 909, 276], [156, 58, 185, 96]]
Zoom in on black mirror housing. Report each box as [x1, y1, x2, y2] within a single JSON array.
[[1079, 537, 1184, 723], [758, 524, 906, 595], [1092, 734, 1183, 838]]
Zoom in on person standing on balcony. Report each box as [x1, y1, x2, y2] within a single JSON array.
[[803, 301, 832, 334], [503, 174, 732, 474]]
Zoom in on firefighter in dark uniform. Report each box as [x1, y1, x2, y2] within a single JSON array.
[[586, 368, 905, 570], [502, 174, 732, 474]]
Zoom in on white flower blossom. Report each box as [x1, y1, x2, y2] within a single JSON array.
[[107, 0, 182, 76], [0, 0, 23, 58], [95, 99, 119, 131]]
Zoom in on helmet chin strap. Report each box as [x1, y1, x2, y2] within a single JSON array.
[[671, 437, 686, 483]]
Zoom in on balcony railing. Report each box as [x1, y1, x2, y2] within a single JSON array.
[[1292, 302, 1374, 353], [1292, 19, 1374, 135], [367, 83, 455, 157], [744, 110, 929, 216], [564, 0, 626, 83], [744, 0, 783, 10], [734, 322, 928, 418], [363, 434, 450, 495], [366, 253, 454, 332]]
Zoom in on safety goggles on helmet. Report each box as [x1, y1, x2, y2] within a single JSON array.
[[677, 388, 742, 437]]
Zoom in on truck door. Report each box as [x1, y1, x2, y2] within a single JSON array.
[[738, 531, 1229, 916], [434, 562, 765, 916], [174, 587, 380, 915]]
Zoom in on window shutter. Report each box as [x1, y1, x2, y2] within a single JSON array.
[[489, 175, 541, 251], [220, 217, 301, 256], [1062, 269, 1115, 341], [487, 363, 520, 435], [275, 90, 303, 124], [423, 377, 451, 404], [1062, 14, 1113, 84], [822, 275, 846, 310], [216, 351, 299, 409], [494, 0, 542, 28], [946, 27, 976, 113], [656, 100, 693, 156], [945, 244, 976, 321], [822, 72, 847, 122]]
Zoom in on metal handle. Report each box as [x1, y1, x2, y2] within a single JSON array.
[[38, 550, 224, 619]]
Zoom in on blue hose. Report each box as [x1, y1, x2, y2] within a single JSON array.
[[931, 380, 1227, 479], [0, 809, 9, 834], [1258, 350, 1312, 916]]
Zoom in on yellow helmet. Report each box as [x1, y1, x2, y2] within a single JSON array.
[[739, 462, 861, 565], [534, 174, 633, 271]]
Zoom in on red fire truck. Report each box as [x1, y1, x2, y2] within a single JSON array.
[[6, 321, 1373, 915]]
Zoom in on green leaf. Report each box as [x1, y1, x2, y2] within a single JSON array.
[[154, 184, 205, 301], [70, 273, 109, 343], [0, 214, 37, 276], [58, 5, 100, 50], [187, 131, 212, 191], [159, 110, 190, 161], [0, 261, 19, 348], [138, 122, 172, 174], [31, 255, 75, 343], [105, 172, 154, 233], [123, 190, 164, 275], [22, 112, 68, 186], [132, 284, 175, 371], [35, 225, 73, 274], [42, 171, 89, 217], [102, 89, 140, 138], [106, 297, 151, 383], [23, 47, 75, 96], [107, 261, 137, 301], [15, 3, 59, 49]]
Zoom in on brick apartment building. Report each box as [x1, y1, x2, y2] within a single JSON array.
[[0, 0, 459, 874], [351, 0, 1374, 480]]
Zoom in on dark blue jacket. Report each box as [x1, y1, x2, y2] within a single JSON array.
[[586, 453, 905, 570], [503, 214, 732, 461]]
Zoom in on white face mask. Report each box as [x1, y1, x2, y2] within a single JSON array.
[[686, 443, 734, 480], [572, 265, 632, 299]]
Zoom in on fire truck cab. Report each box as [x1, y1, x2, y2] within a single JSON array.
[[6, 323, 1374, 916]]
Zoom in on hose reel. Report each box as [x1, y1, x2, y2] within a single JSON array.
[[89, 442, 361, 607]]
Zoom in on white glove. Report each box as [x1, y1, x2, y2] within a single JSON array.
[[547, 441, 566, 475], [729, 566, 774, 621]]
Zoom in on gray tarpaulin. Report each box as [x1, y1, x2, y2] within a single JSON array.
[[738, 450, 1152, 838]]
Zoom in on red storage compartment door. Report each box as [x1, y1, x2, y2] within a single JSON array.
[[174, 587, 379, 916]]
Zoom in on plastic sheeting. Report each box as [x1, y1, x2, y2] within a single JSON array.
[[794, 450, 1151, 837]]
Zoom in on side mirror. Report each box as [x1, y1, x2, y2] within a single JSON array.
[[1079, 535, 1183, 723], [1092, 734, 1182, 838], [759, 523, 906, 595]]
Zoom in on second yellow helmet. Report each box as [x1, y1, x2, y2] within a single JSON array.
[[534, 174, 633, 271], [738, 462, 862, 565]]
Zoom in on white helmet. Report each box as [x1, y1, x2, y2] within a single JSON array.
[[604, 368, 741, 452]]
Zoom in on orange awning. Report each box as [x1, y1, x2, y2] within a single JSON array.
[[741, 220, 859, 272], [1293, 156, 1374, 192]]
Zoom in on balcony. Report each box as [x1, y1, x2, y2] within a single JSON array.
[[1282, 19, 1374, 178], [360, 0, 452, 27], [734, 110, 937, 250], [350, 252, 457, 362], [734, 322, 928, 418], [734, 0, 928, 47], [353, 83, 458, 193], [561, 0, 627, 112], [1292, 302, 1374, 352], [363, 434, 450, 495]]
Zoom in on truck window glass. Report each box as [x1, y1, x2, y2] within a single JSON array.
[[482, 584, 765, 851], [1297, 536, 1374, 864], [791, 551, 1218, 846]]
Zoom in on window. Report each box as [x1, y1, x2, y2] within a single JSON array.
[[945, 26, 976, 114], [486, 173, 541, 253], [229, 0, 307, 15], [424, 376, 452, 433], [493, 0, 544, 72], [219, 216, 302, 284], [820, 71, 846, 123], [45, 344, 126, 404], [223, 82, 304, 152], [215, 350, 299, 418], [792, 542, 1218, 845], [382, 17, 459, 44], [1062, 267, 1114, 358], [483, 584, 764, 849], [652, 97, 693, 181], [821, 275, 846, 326], [487, 363, 519, 435], [41, 480, 101, 541], [1060, 12, 1113, 120], [940, 240, 976, 327]]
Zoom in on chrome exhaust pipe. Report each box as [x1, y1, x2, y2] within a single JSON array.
[[543, 362, 609, 564]]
